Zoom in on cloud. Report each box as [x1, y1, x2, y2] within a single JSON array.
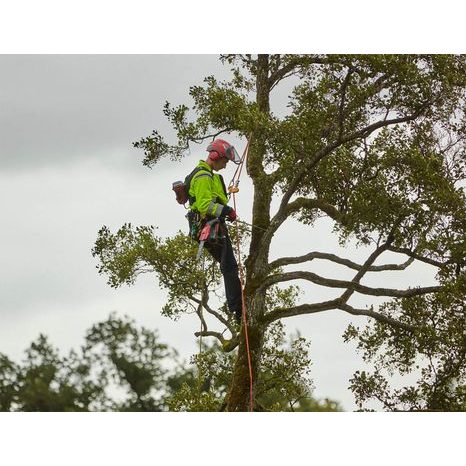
[[0, 55, 226, 171]]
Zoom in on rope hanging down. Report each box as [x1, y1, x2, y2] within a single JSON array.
[[228, 137, 254, 412]]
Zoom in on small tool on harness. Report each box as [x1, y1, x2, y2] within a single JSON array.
[[172, 180, 189, 205], [196, 218, 222, 261], [172, 165, 212, 207]]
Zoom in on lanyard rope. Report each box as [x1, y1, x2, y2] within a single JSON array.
[[227, 138, 250, 196], [229, 137, 254, 412]]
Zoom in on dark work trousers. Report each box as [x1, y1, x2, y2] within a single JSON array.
[[204, 226, 243, 319]]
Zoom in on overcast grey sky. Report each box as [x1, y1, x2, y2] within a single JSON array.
[[0, 55, 440, 410]]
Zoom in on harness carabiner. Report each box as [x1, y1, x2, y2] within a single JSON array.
[[228, 182, 240, 194]]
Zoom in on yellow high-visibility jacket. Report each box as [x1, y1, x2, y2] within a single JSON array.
[[189, 160, 228, 218]]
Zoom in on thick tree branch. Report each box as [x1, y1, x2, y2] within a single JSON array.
[[337, 303, 414, 332], [263, 299, 414, 332], [193, 331, 239, 353], [338, 230, 396, 304], [202, 301, 237, 335], [270, 251, 414, 272], [195, 302, 208, 333], [193, 330, 226, 344], [270, 228, 416, 333], [263, 299, 341, 324], [260, 270, 442, 298], [191, 288, 237, 335]]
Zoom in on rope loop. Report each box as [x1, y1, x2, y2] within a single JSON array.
[[231, 137, 254, 412]]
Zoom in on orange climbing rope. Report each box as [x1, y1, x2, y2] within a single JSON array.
[[229, 137, 254, 412]]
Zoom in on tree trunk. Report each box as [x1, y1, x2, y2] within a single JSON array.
[[226, 291, 267, 411], [226, 54, 272, 412]]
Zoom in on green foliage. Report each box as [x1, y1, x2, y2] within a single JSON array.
[[133, 74, 258, 168], [332, 125, 466, 255], [266, 283, 302, 311], [92, 224, 160, 288], [0, 334, 105, 411], [345, 282, 466, 411], [166, 323, 341, 412], [0, 355, 19, 411], [0, 314, 341, 411], [165, 341, 234, 412], [256, 323, 314, 411], [84, 313, 172, 411], [92, 225, 224, 320]]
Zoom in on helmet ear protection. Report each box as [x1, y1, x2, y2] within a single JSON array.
[[206, 139, 241, 164], [208, 150, 222, 161]]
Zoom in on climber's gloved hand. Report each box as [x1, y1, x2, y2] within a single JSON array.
[[221, 205, 237, 222]]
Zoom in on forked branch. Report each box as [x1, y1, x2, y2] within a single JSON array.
[[263, 299, 414, 332], [261, 270, 441, 298]]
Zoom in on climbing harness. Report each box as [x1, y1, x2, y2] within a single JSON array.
[[196, 218, 224, 260]]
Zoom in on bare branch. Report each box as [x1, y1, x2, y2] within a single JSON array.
[[270, 251, 414, 272], [337, 303, 414, 332], [195, 301, 208, 333], [338, 230, 396, 304], [191, 287, 237, 336], [263, 298, 414, 332], [203, 301, 237, 335], [190, 128, 233, 144], [193, 330, 226, 344], [387, 246, 448, 269], [260, 270, 442, 298], [263, 299, 341, 324]]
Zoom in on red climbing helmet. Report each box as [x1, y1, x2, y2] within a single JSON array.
[[207, 139, 241, 164]]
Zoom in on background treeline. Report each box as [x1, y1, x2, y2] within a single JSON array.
[[0, 313, 341, 412]]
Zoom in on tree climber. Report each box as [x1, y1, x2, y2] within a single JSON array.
[[187, 139, 243, 324]]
